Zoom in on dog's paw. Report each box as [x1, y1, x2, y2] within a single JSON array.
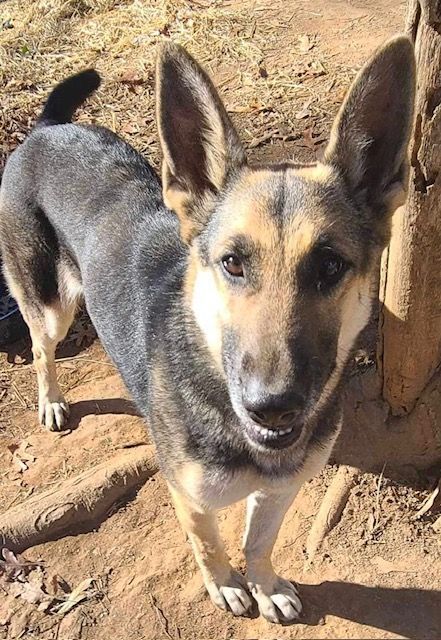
[[39, 397, 70, 431], [206, 569, 253, 617], [248, 574, 302, 624]]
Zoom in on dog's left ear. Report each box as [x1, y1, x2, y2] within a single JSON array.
[[156, 43, 246, 243], [324, 35, 415, 216]]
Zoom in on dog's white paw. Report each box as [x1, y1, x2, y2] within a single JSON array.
[[39, 397, 70, 431], [206, 569, 253, 617], [248, 574, 302, 624]]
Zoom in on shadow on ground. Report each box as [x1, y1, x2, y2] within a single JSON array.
[[67, 397, 141, 430], [299, 580, 441, 640]]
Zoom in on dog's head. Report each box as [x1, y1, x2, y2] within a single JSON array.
[[156, 37, 415, 452]]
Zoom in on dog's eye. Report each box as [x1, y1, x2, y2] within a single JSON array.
[[222, 254, 244, 278], [317, 250, 347, 291]]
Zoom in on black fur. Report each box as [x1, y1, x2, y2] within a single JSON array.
[[37, 69, 101, 127]]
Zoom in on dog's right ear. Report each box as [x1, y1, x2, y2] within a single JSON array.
[[323, 36, 415, 219], [156, 43, 246, 243]]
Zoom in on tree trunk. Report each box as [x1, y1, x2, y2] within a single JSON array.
[[379, 0, 441, 416]]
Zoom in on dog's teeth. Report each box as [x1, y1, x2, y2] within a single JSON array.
[[252, 423, 296, 440], [279, 426, 294, 435], [255, 425, 269, 436]]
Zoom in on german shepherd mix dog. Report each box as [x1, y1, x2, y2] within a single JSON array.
[[0, 37, 414, 623]]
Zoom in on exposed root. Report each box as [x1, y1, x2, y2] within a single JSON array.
[[0, 445, 158, 553], [305, 465, 359, 565]]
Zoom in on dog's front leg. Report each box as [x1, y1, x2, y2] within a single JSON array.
[[168, 483, 253, 617], [244, 485, 303, 624]]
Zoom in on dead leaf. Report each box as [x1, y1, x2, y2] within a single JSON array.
[[8, 573, 53, 611], [55, 577, 95, 615], [0, 548, 43, 580], [227, 100, 272, 114], [13, 455, 28, 473], [295, 99, 313, 120], [0, 548, 23, 579], [49, 573, 71, 596], [66, 315, 97, 347], [309, 60, 326, 76], [248, 129, 279, 149], [121, 122, 139, 135], [300, 127, 320, 150], [298, 34, 314, 53], [17, 441, 36, 464], [412, 479, 441, 520], [8, 441, 35, 473], [15, 581, 51, 605], [118, 70, 144, 85]]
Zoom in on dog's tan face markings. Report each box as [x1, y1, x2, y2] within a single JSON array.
[[214, 170, 320, 260], [189, 164, 364, 389]]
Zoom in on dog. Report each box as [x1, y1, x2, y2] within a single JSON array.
[[0, 36, 415, 623]]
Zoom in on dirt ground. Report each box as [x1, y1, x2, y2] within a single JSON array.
[[0, 0, 440, 639]]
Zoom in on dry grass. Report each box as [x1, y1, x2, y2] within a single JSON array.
[[0, 0, 352, 174]]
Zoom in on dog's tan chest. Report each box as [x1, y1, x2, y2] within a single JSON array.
[[175, 461, 299, 511]]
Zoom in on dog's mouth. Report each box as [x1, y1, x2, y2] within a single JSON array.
[[243, 419, 303, 450]]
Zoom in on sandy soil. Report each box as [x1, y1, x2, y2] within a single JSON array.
[[0, 1, 440, 639]]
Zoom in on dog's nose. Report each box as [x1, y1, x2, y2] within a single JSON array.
[[242, 389, 305, 428]]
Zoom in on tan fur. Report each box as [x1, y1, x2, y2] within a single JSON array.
[[168, 481, 233, 588], [186, 168, 350, 394], [295, 163, 334, 183], [31, 302, 76, 430], [57, 262, 83, 308], [243, 433, 338, 621], [176, 459, 266, 510], [284, 217, 319, 260], [161, 163, 195, 243], [313, 273, 374, 417], [171, 436, 338, 621], [176, 461, 205, 503], [185, 248, 227, 369]]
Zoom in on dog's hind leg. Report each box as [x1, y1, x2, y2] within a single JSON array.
[[4, 262, 78, 430], [0, 198, 82, 431], [32, 300, 77, 430], [168, 482, 253, 617]]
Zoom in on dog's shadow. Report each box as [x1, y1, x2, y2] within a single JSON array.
[[297, 580, 440, 639], [67, 397, 142, 430]]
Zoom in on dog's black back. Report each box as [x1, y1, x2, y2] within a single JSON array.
[[7, 124, 185, 387]]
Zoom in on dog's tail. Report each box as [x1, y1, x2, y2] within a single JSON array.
[[36, 69, 101, 128]]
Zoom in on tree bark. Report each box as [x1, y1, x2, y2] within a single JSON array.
[[379, 0, 441, 415]]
